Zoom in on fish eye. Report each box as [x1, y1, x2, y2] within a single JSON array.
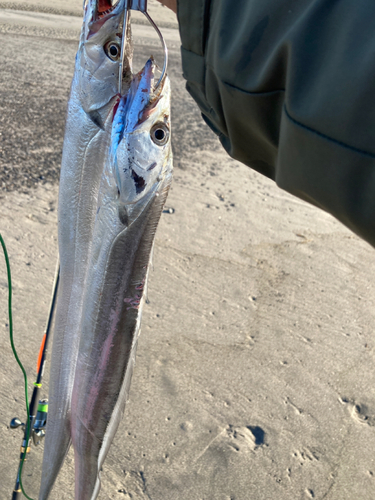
[[150, 122, 169, 146], [104, 41, 121, 61]]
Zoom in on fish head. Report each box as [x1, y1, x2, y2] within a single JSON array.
[[77, 0, 132, 115], [110, 59, 172, 214]]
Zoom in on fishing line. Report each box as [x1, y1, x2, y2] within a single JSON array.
[[0, 233, 34, 500]]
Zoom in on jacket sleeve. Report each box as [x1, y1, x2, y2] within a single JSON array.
[[177, 0, 375, 247]]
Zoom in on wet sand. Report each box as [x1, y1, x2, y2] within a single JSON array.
[[1, 3, 375, 500]]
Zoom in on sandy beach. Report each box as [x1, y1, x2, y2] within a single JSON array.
[[1, 2, 375, 499]]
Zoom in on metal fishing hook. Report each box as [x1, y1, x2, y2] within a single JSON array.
[[118, 0, 168, 95], [143, 10, 168, 91], [119, 1, 130, 96]]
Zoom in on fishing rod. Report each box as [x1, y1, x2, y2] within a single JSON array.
[[1, 239, 60, 500]]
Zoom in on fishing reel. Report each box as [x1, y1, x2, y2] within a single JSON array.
[[10, 399, 48, 446]]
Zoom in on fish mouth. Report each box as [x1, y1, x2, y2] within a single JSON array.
[[86, 0, 125, 39], [86, 0, 123, 25], [112, 59, 155, 144], [96, 0, 121, 20]]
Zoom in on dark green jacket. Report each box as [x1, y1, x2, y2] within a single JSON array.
[[177, 0, 375, 247]]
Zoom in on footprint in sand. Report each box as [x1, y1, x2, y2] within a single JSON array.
[[224, 425, 266, 452], [339, 396, 375, 426]]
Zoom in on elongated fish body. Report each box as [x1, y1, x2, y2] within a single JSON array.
[[70, 61, 172, 500], [40, 1, 132, 498]]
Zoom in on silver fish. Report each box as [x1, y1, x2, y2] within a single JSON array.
[[70, 60, 172, 500], [40, 1, 132, 498]]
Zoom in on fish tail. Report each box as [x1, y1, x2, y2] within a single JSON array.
[[39, 278, 81, 498], [73, 424, 101, 500], [71, 352, 137, 500], [38, 418, 71, 499]]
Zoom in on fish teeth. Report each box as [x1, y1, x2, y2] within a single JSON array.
[[98, 7, 115, 19], [98, 9, 110, 18]]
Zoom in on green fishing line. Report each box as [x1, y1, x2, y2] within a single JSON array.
[[0, 233, 34, 500]]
